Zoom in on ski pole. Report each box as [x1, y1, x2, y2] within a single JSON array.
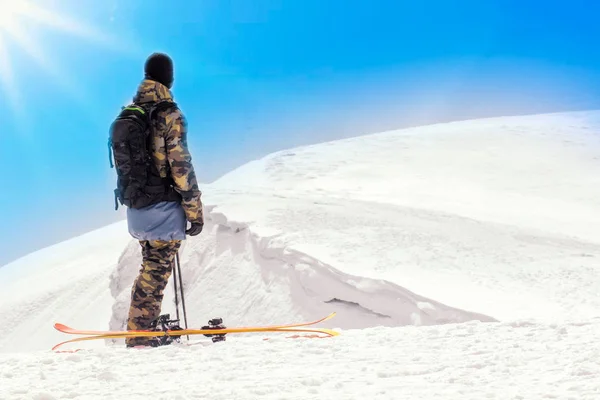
[[176, 252, 189, 340], [172, 256, 181, 323]]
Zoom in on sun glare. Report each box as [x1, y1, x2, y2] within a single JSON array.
[[0, 1, 18, 28], [0, 0, 122, 116]]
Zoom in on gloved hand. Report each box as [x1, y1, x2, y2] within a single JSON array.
[[186, 221, 204, 236]]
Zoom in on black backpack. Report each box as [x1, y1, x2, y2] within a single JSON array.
[[108, 101, 181, 210]]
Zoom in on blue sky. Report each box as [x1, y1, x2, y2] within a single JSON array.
[[1, 0, 599, 265]]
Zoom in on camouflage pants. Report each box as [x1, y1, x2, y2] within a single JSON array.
[[126, 240, 181, 346]]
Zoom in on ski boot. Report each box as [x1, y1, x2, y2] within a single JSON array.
[[148, 314, 184, 347], [201, 317, 227, 343]]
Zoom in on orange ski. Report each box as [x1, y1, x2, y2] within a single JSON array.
[[52, 326, 339, 351], [54, 312, 336, 337]]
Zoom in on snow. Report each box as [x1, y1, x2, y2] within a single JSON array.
[[2, 320, 600, 399], [204, 111, 600, 322], [1, 110, 600, 398], [0, 222, 131, 353]]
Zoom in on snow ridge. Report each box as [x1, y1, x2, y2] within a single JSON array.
[[108, 207, 495, 339]]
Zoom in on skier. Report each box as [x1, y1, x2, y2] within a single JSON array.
[[116, 52, 204, 347]]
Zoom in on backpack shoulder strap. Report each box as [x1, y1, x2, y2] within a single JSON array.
[[150, 100, 178, 116]]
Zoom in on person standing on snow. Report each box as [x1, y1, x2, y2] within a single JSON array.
[[118, 53, 204, 347]]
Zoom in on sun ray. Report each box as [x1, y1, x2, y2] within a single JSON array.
[[2, 1, 106, 43], [0, 15, 85, 101], [0, 34, 21, 111], [0, 34, 32, 138], [0, 0, 141, 129], [4, 0, 138, 55]]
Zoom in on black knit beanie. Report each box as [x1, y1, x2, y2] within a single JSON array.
[[144, 52, 174, 89]]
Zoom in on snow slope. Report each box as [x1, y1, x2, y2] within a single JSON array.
[[2, 319, 600, 400], [0, 110, 599, 398], [202, 110, 600, 323], [0, 223, 131, 353]]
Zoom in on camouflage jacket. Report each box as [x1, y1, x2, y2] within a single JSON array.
[[132, 79, 203, 224]]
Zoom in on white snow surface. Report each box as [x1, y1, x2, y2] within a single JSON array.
[[3, 320, 600, 400], [1, 110, 600, 399]]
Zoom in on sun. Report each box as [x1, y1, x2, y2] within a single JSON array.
[[0, 0, 122, 115]]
